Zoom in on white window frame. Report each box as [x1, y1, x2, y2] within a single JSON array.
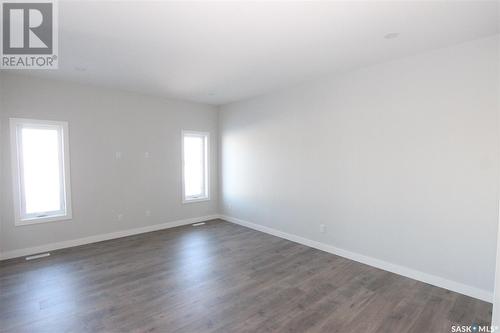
[[10, 118, 72, 226], [181, 130, 210, 203]]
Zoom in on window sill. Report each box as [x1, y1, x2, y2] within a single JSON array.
[[183, 197, 210, 204], [15, 214, 72, 226]]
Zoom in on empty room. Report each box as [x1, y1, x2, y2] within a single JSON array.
[[1, 1, 500, 332]]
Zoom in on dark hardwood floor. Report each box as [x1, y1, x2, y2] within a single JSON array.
[[0, 219, 492, 332]]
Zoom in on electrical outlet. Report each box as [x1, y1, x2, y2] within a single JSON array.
[[320, 224, 326, 234], [117, 214, 123, 221]]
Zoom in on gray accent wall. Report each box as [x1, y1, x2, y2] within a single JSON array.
[[0, 74, 219, 253], [219, 36, 500, 293]]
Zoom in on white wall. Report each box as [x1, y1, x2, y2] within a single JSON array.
[[493, 222, 500, 325], [220, 36, 500, 296], [0, 74, 218, 255]]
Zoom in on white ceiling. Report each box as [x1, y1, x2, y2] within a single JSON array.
[[4, 1, 499, 105]]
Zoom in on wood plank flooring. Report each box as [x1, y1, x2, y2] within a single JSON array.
[[0, 219, 492, 332]]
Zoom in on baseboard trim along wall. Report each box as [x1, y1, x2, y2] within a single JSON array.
[[0, 215, 220, 261], [1, 213, 493, 303], [219, 215, 493, 303]]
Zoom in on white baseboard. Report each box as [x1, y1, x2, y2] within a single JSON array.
[[2, 213, 493, 303], [0, 215, 220, 261], [220, 214, 493, 303]]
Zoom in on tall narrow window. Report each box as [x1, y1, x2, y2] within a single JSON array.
[[182, 131, 209, 203], [10, 118, 72, 225]]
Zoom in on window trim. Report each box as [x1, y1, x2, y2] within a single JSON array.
[[181, 130, 210, 204], [10, 118, 72, 226]]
